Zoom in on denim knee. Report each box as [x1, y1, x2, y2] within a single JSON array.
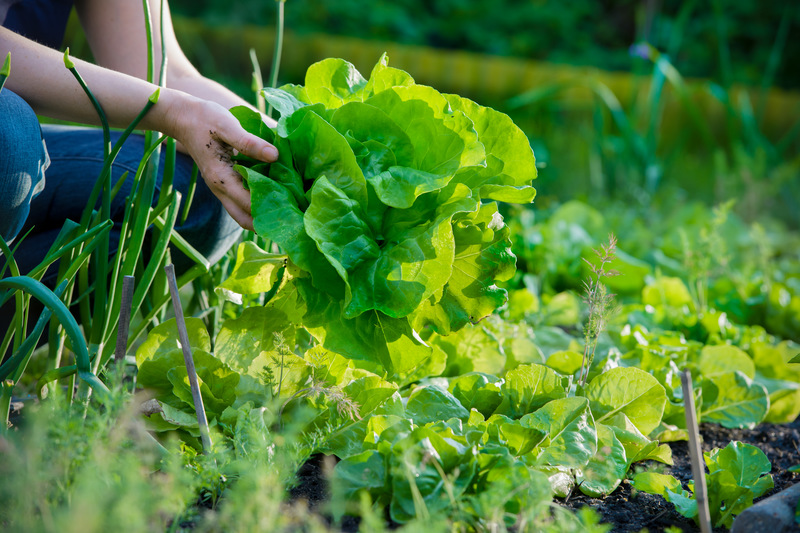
[[0, 89, 48, 243]]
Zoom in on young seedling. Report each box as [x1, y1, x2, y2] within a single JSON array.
[[578, 234, 620, 387]]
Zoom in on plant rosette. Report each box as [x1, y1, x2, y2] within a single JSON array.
[[228, 54, 538, 382]]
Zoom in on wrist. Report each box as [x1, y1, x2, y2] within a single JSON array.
[[142, 86, 195, 139]]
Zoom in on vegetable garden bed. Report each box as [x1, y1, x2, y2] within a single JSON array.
[[3, 33, 800, 533]]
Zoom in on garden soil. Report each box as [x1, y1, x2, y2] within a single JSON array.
[[290, 418, 800, 533]]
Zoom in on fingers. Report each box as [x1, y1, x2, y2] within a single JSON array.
[[230, 129, 278, 163]]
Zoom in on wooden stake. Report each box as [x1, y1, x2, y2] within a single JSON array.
[[114, 275, 135, 362], [681, 370, 713, 533], [164, 264, 212, 451]]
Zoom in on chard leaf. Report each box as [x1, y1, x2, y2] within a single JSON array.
[[521, 396, 597, 469], [700, 371, 769, 429], [584, 366, 666, 436], [494, 364, 566, 418]]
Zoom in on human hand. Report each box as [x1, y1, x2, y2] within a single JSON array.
[[162, 92, 278, 230]]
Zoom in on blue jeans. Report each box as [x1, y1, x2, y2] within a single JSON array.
[[0, 88, 242, 280]]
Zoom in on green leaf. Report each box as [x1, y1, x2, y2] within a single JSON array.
[[217, 241, 286, 297], [302, 58, 368, 108], [365, 85, 485, 176], [241, 166, 343, 295], [577, 423, 628, 496], [432, 323, 505, 376], [165, 350, 240, 418], [260, 87, 308, 119], [329, 101, 415, 168], [412, 203, 516, 335], [521, 396, 597, 469], [631, 471, 682, 497], [299, 279, 442, 381], [584, 366, 667, 436], [700, 371, 769, 429], [445, 93, 537, 188], [363, 53, 415, 97], [0, 52, 9, 93], [135, 317, 211, 369], [405, 385, 470, 425], [332, 449, 388, 500], [705, 441, 774, 528], [699, 345, 755, 378], [448, 372, 504, 417], [545, 350, 584, 376], [494, 364, 566, 419], [389, 425, 478, 523], [214, 306, 296, 378], [284, 106, 368, 206]]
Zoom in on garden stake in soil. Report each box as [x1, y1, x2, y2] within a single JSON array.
[[164, 264, 212, 451], [681, 370, 713, 533], [114, 276, 135, 363]]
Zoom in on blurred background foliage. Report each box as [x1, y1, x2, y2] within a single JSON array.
[[97, 0, 800, 225], [171, 0, 799, 89]]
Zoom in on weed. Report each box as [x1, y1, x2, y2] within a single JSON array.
[[578, 234, 620, 387]]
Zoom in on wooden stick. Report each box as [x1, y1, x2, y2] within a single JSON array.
[[114, 275, 135, 362], [164, 264, 212, 451], [681, 370, 712, 533]]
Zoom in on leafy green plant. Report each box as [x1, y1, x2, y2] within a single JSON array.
[[578, 234, 619, 386], [632, 440, 774, 528], [227, 54, 537, 381]]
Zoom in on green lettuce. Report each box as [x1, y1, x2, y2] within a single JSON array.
[[231, 54, 537, 381]]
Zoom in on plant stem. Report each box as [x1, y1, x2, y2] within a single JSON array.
[[113, 276, 135, 363], [267, 0, 286, 118]]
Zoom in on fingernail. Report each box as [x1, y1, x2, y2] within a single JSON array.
[[264, 146, 279, 161]]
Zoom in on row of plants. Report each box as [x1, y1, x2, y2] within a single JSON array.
[[2, 3, 799, 531], [126, 58, 799, 530]]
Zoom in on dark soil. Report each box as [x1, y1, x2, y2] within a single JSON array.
[[558, 419, 800, 533], [290, 419, 800, 532]]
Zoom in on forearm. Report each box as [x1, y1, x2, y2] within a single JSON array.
[[1, 27, 185, 136]]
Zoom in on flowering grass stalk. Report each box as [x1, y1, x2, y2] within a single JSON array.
[[578, 234, 620, 387]]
